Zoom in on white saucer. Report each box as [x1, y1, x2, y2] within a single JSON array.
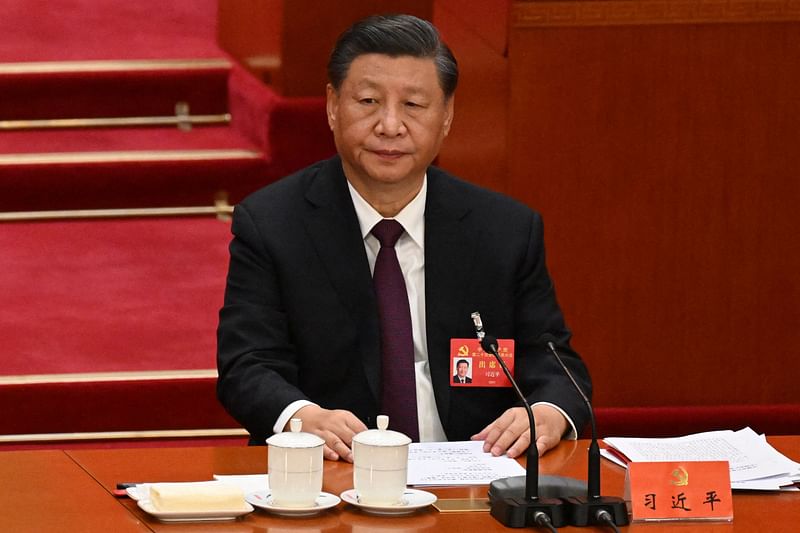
[[246, 490, 341, 517], [340, 488, 437, 515], [137, 499, 253, 522]]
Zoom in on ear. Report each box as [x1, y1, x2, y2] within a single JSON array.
[[442, 96, 455, 137], [326, 84, 338, 131]]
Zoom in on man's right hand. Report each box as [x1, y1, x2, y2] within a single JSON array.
[[290, 405, 367, 462]]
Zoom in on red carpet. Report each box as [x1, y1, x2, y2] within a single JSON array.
[[0, 217, 246, 449], [0, 217, 230, 374], [0, 0, 223, 62]]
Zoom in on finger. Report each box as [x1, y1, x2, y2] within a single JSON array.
[[470, 420, 495, 442], [339, 418, 367, 447], [536, 439, 547, 457], [489, 425, 525, 456], [346, 416, 368, 434], [480, 425, 506, 453], [471, 431, 487, 442], [489, 410, 530, 455], [505, 429, 532, 459], [327, 436, 354, 463], [322, 444, 339, 461], [477, 410, 517, 451], [471, 429, 491, 450], [534, 432, 559, 456]]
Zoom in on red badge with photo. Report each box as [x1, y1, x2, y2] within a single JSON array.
[[450, 338, 514, 387]]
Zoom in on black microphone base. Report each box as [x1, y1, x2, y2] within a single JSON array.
[[490, 495, 568, 528], [564, 496, 629, 526], [488, 474, 587, 500], [488, 475, 586, 528]]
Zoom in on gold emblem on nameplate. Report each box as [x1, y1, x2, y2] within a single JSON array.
[[671, 466, 689, 486]]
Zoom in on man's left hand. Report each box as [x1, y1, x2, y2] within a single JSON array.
[[471, 404, 567, 458]]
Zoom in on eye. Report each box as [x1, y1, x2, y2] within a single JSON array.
[[359, 98, 377, 105], [405, 101, 420, 108]]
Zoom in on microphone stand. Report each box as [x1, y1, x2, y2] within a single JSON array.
[[472, 312, 584, 529], [542, 336, 629, 527]]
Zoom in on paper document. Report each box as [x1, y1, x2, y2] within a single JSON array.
[[602, 427, 800, 491], [407, 440, 526, 486]]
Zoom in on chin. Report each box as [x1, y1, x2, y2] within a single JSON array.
[[365, 166, 416, 185]]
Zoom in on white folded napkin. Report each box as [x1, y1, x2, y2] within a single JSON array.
[[148, 480, 248, 512]]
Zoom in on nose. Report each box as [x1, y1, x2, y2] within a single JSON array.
[[374, 104, 406, 137]]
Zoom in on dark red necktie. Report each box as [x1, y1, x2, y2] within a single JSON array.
[[371, 219, 419, 441]]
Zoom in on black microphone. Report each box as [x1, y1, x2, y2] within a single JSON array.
[[471, 312, 585, 529], [539, 333, 628, 527]]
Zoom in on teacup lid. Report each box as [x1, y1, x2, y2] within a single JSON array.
[[266, 418, 324, 448], [352, 415, 412, 447]]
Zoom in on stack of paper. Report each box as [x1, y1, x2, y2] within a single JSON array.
[[602, 427, 800, 491], [407, 440, 526, 486]]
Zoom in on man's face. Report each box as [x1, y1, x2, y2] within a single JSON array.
[[457, 362, 468, 378], [326, 53, 453, 194]]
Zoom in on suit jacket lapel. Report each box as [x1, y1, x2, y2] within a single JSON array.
[[303, 158, 382, 405], [424, 168, 479, 430]]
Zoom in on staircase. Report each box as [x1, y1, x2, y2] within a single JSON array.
[[0, 0, 335, 448], [0, 55, 335, 214]]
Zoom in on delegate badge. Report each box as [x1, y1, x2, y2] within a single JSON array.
[[449, 338, 514, 387]]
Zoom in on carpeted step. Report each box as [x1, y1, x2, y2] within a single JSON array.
[[0, 217, 231, 374], [0, 126, 272, 211], [0, 216, 244, 446], [1, 0, 233, 122], [0, 63, 335, 212], [0, 377, 244, 443], [0, 0, 224, 63], [0, 60, 232, 121]]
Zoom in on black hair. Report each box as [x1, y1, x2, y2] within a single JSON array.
[[327, 14, 458, 98], [456, 359, 469, 367]]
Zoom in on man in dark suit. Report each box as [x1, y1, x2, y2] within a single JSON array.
[[453, 359, 472, 384], [217, 14, 591, 462]]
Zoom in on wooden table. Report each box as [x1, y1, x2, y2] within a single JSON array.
[[2, 438, 797, 532], [0, 450, 148, 532]]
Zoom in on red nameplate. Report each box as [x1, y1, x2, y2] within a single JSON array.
[[627, 461, 733, 522], [449, 338, 514, 387]]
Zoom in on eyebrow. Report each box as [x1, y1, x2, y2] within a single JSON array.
[[353, 78, 432, 98]]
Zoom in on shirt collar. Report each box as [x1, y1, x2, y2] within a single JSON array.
[[347, 176, 427, 247]]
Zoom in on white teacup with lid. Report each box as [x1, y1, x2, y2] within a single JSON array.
[[266, 418, 324, 507], [352, 414, 412, 505]]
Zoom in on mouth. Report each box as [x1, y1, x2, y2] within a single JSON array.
[[369, 149, 407, 160]]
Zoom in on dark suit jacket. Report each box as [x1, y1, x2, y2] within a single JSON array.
[[453, 375, 472, 384], [217, 156, 591, 443]]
